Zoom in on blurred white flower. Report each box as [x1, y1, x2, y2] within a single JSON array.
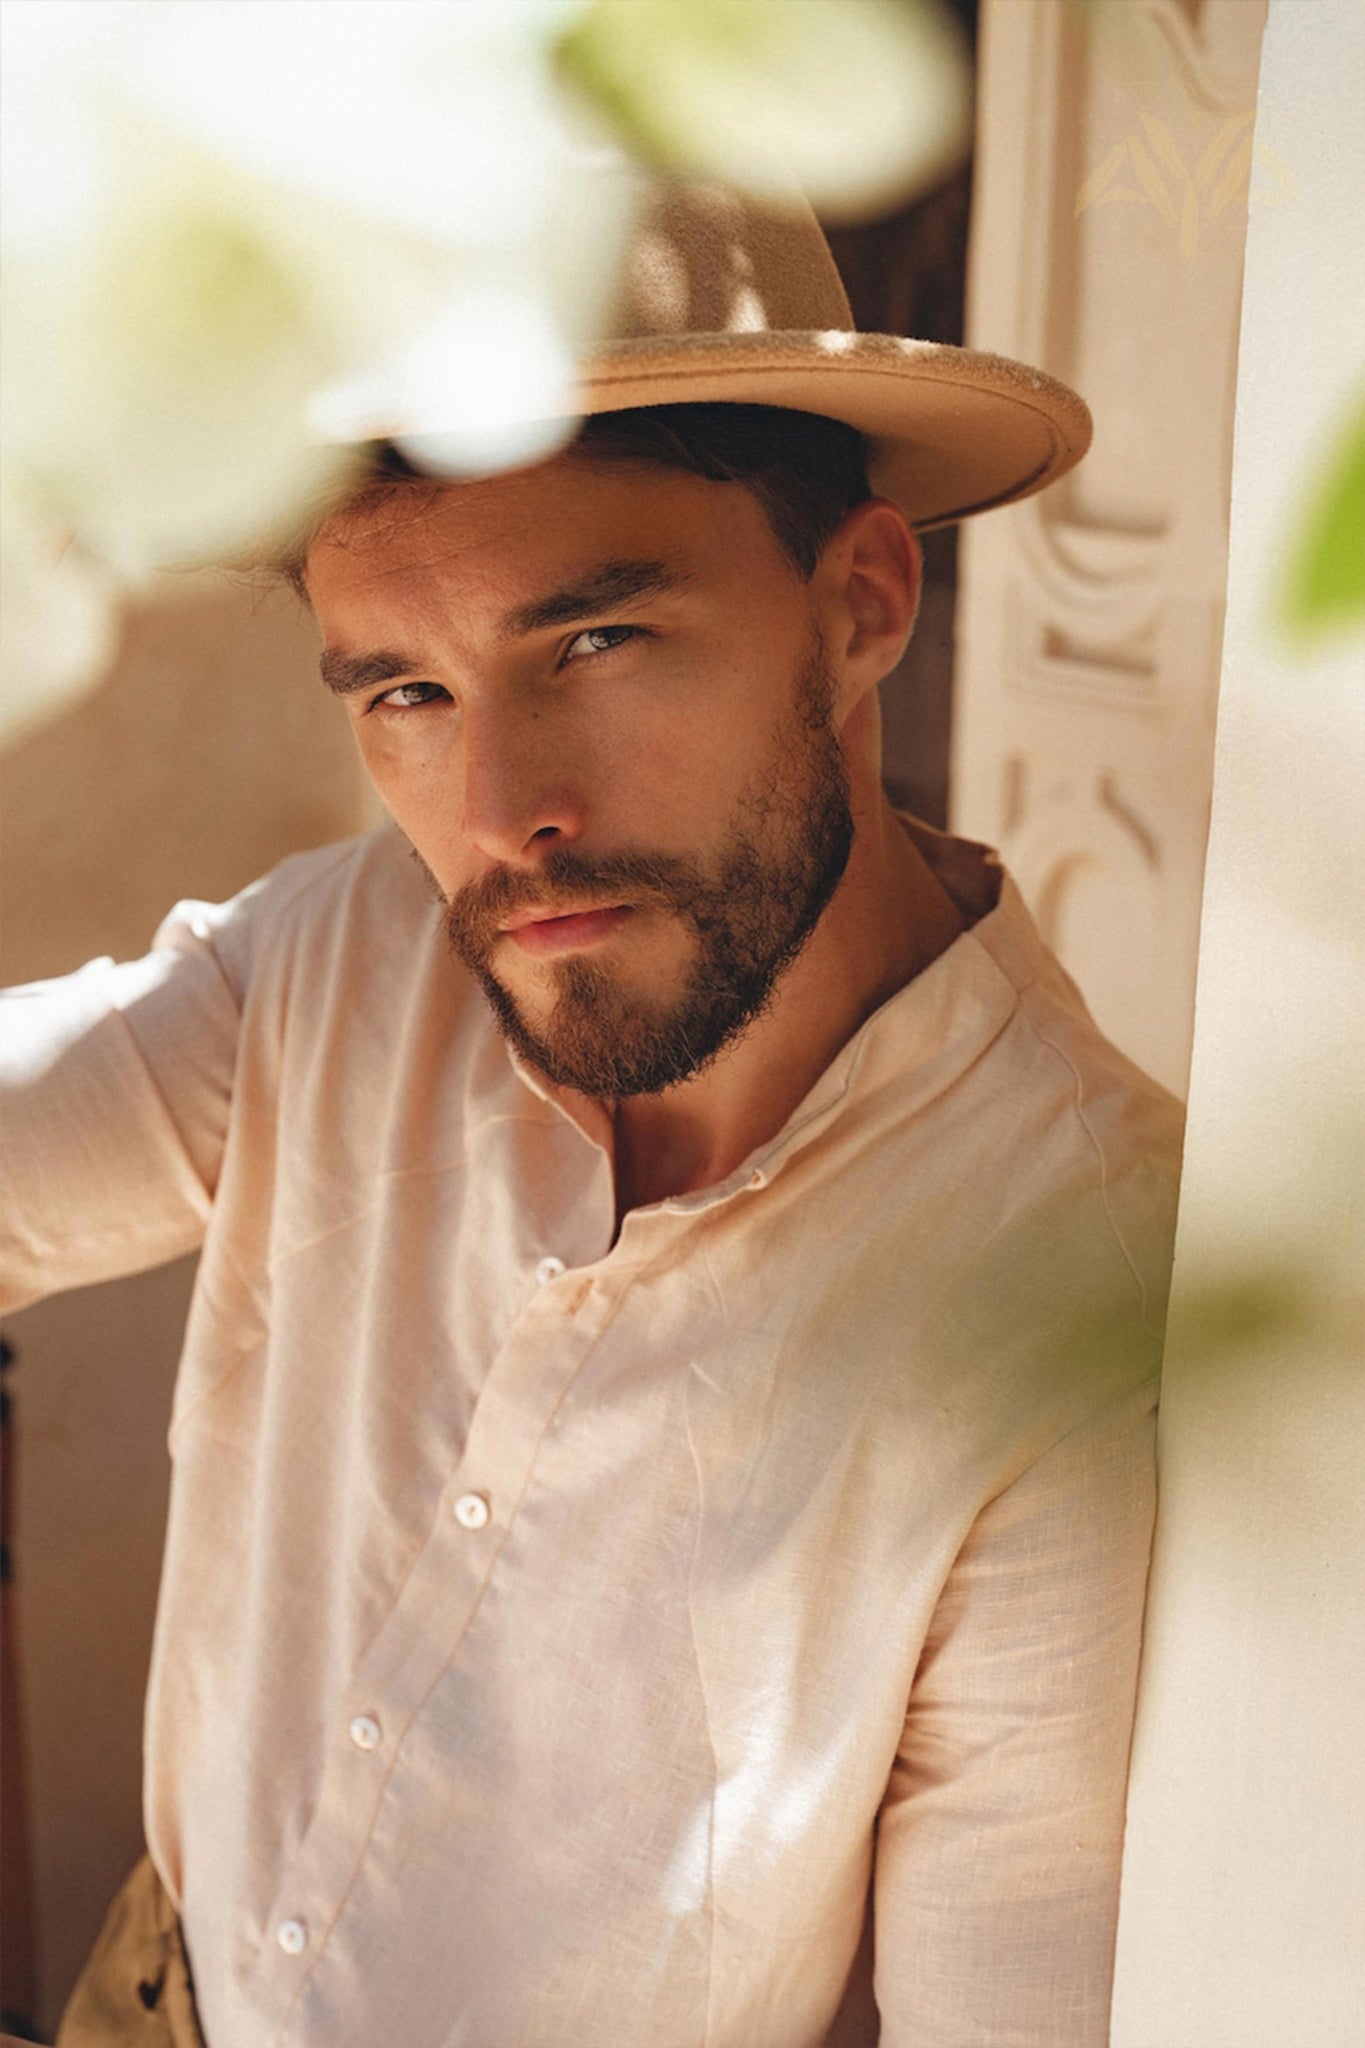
[[0, 0, 635, 729], [558, 0, 972, 221], [65, 0, 636, 475], [0, 0, 968, 737], [2, 134, 354, 577], [1, 3, 365, 581], [314, 138, 641, 468], [123, 1, 591, 250]]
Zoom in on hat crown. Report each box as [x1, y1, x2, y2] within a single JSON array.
[[615, 183, 854, 343], [323, 173, 1090, 534]]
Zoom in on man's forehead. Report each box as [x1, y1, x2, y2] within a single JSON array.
[[309, 474, 568, 596]]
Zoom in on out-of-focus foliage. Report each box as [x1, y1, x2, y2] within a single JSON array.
[[1281, 396, 1365, 644], [0, 1, 616, 738], [0, 0, 971, 742], [1170, 1268, 1312, 1370], [558, 0, 970, 220]]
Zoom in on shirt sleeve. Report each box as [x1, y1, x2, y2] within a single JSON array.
[[0, 904, 242, 1312], [871, 1378, 1157, 2046]]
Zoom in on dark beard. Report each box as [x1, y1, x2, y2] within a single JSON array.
[[440, 640, 853, 1098]]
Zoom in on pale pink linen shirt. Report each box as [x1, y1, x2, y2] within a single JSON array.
[[1, 820, 1181, 2048]]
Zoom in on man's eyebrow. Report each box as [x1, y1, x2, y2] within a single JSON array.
[[319, 648, 421, 697], [498, 560, 691, 639], [318, 562, 691, 694]]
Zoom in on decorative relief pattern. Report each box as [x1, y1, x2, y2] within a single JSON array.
[[1006, 578, 1163, 714], [952, 0, 1266, 1095]]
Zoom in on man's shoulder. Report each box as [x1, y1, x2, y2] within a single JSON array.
[[966, 873, 1183, 1258], [176, 825, 437, 996], [935, 855, 1182, 1138], [849, 847, 1185, 1434]]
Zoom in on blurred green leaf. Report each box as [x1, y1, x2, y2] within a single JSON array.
[[1174, 1269, 1308, 1366], [1281, 397, 1365, 644], [556, 0, 970, 222]]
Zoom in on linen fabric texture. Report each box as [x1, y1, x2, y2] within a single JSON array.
[[1, 820, 1182, 2048]]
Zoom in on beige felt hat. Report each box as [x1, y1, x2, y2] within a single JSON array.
[[344, 181, 1091, 533], [578, 182, 1091, 531]]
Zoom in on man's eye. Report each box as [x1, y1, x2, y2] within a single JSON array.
[[372, 681, 448, 712], [563, 624, 642, 662]]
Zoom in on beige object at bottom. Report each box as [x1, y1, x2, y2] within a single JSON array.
[[56, 1856, 204, 2048]]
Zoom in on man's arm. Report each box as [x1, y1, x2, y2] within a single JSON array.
[[871, 1379, 1157, 2047], [1, 908, 240, 1311]]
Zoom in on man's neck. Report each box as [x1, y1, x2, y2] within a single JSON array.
[[611, 795, 966, 1227]]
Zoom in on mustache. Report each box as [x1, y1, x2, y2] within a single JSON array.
[[444, 844, 707, 955]]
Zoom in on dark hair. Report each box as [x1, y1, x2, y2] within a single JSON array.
[[567, 404, 872, 578], [280, 402, 871, 596]]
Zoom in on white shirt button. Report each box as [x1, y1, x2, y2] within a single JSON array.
[[453, 1491, 490, 1529], [348, 1713, 381, 1752], [536, 1255, 566, 1285], [277, 1918, 307, 1956]]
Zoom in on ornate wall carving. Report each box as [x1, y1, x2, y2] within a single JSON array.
[[953, 0, 1268, 1094]]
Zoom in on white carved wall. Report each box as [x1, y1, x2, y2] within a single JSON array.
[[1110, 0, 1365, 2032], [953, 0, 1268, 1096]]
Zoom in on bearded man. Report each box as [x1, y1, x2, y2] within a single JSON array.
[[2, 187, 1181, 2048]]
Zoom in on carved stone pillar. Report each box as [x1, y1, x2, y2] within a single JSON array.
[[952, 0, 1268, 1095]]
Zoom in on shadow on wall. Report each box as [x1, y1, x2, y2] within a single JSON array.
[[0, 572, 363, 981]]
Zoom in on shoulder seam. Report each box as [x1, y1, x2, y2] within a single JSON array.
[[1015, 987, 1155, 1330], [198, 835, 379, 997]]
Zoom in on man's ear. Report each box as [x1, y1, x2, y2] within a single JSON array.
[[818, 499, 922, 716]]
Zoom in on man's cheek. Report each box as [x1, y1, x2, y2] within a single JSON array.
[[361, 768, 469, 893]]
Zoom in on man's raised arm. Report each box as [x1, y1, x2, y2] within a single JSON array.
[[1, 902, 241, 1311]]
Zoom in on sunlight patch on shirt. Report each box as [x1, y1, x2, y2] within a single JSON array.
[[712, 1710, 851, 1877], [661, 1797, 713, 1916]]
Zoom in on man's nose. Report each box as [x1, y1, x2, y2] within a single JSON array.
[[459, 701, 588, 864]]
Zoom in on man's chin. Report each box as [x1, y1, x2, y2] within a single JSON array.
[[476, 958, 700, 1100]]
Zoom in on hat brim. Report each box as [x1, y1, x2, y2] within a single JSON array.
[[576, 330, 1090, 531]]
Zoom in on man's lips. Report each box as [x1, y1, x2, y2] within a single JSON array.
[[499, 903, 634, 958]]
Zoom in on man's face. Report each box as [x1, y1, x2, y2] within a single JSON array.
[[307, 455, 854, 1097]]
